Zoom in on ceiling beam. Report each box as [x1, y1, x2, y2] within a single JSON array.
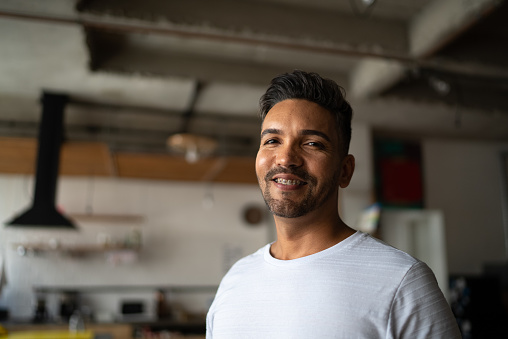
[[350, 0, 503, 99], [409, 0, 500, 57], [0, 0, 408, 61], [78, 0, 408, 54], [349, 58, 406, 100], [85, 28, 349, 86]]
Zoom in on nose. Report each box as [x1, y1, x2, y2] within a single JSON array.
[[276, 143, 302, 168]]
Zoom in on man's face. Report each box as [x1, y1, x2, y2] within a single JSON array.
[[256, 99, 350, 219]]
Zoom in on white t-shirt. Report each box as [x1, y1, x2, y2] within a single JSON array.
[[207, 231, 461, 339]]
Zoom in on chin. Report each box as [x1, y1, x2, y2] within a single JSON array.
[[267, 200, 310, 219]]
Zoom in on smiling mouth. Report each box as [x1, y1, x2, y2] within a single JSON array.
[[273, 178, 306, 186]]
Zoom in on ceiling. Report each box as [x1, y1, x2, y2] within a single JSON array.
[[0, 0, 507, 160]]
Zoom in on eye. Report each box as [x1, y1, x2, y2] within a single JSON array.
[[262, 138, 279, 146], [305, 141, 325, 149]]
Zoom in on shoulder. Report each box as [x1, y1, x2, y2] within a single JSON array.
[[214, 244, 269, 290], [228, 243, 268, 271], [353, 234, 440, 289], [350, 233, 443, 298], [346, 232, 421, 269]]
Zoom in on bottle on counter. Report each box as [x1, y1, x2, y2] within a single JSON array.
[[69, 310, 85, 332], [156, 290, 171, 320], [32, 294, 48, 323]]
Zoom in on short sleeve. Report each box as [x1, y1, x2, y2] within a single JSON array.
[[387, 261, 462, 339]]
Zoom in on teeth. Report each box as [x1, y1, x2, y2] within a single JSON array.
[[275, 178, 303, 185]]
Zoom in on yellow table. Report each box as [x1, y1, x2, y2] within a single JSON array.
[[0, 330, 93, 339]]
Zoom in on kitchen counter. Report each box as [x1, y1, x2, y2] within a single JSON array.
[[2, 324, 131, 339], [130, 319, 205, 333], [0, 330, 93, 339], [2, 320, 206, 339]]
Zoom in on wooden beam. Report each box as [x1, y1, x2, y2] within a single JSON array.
[[214, 157, 257, 184], [0, 137, 114, 176], [0, 137, 37, 174], [60, 142, 114, 176], [0, 137, 257, 183], [114, 152, 257, 184]]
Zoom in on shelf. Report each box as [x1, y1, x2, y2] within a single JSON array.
[[33, 285, 218, 294], [13, 243, 141, 257], [69, 214, 145, 224]]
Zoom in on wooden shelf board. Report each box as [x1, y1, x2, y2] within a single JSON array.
[[12, 243, 141, 255], [70, 213, 144, 223]]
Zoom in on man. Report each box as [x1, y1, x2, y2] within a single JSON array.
[[206, 70, 461, 338]]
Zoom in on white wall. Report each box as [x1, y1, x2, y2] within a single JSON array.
[[423, 139, 508, 275], [0, 176, 272, 319], [341, 122, 374, 227]]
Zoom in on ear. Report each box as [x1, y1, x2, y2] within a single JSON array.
[[339, 154, 355, 188]]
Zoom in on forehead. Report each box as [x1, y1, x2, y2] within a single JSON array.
[[262, 99, 337, 137]]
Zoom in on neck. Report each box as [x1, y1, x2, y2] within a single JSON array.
[[270, 209, 355, 260]]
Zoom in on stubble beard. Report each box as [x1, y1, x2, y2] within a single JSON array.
[[259, 167, 340, 218]]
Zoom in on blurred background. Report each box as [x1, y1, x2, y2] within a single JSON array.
[[0, 0, 508, 338]]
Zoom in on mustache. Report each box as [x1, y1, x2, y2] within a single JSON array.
[[264, 167, 316, 185]]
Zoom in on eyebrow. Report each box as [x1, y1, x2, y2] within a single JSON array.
[[260, 128, 331, 142], [260, 128, 281, 138], [300, 129, 331, 142]]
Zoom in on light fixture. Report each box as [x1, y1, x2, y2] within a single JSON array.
[[166, 133, 218, 163], [428, 76, 451, 96], [361, 0, 376, 6], [350, 0, 377, 16]]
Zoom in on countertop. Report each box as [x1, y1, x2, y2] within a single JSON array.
[[2, 319, 206, 339], [0, 330, 93, 339], [1, 324, 131, 339]]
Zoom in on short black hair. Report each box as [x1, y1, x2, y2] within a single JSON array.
[[259, 70, 353, 156]]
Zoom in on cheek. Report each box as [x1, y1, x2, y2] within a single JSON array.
[[311, 159, 339, 179], [255, 151, 269, 174], [255, 151, 273, 186]]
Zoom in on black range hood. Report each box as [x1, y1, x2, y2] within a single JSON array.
[[6, 91, 76, 229]]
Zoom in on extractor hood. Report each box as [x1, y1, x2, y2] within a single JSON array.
[[6, 91, 76, 229]]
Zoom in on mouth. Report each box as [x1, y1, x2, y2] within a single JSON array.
[[264, 168, 312, 189], [272, 177, 307, 186]]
